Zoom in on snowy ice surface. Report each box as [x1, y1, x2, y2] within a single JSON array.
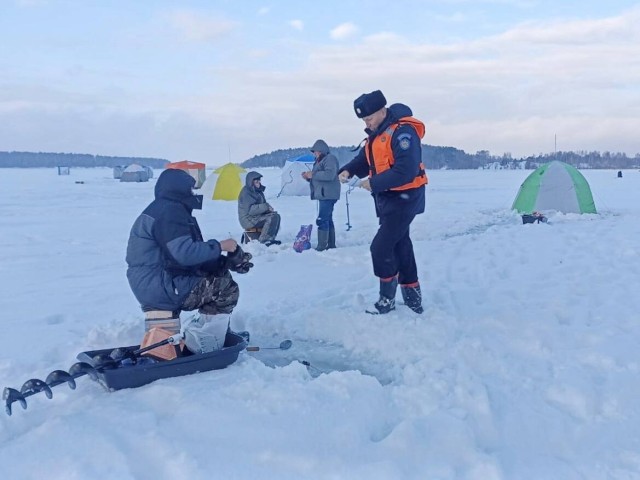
[[1, 167, 639, 480]]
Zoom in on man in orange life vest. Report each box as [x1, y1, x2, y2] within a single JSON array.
[[338, 90, 427, 314]]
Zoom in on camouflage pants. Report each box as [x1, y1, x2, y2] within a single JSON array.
[[181, 270, 239, 315]]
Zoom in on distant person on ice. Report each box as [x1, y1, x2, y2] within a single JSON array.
[[238, 171, 282, 246], [338, 90, 428, 315], [126, 168, 253, 357], [301, 139, 341, 251]]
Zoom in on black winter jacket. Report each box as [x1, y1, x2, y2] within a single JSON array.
[[126, 169, 223, 311]]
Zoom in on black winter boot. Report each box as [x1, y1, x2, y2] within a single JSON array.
[[366, 277, 398, 314], [401, 283, 424, 314], [316, 229, 330, 251], [328, 225, 336, 249]]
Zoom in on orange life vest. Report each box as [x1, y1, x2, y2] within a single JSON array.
[[365, 117, 428, 191]]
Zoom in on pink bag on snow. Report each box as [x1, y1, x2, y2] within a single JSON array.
[[293, 224, 312, 253]]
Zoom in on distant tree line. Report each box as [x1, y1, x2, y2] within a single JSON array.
[[0, 151, 169, 169], [242, 146, 640, 170], [518, 150, 640, 170], [2, 147, 638, 170], [241, 146, 357, 168]]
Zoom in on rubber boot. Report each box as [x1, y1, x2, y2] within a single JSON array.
[[316, 229, 330, 251], [401, 283, 424, 314], [366, 276, 398, 314], [328, 225, 336, 249]]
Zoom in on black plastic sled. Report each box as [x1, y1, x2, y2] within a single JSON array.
[[77, 332, 247, 391]]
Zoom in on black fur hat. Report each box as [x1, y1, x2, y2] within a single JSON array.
[[353, 90, 387, 118]]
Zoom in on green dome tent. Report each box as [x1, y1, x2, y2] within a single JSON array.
[[512, 161, 597, 214]]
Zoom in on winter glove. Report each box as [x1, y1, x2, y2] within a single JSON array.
[[199, 240, 229, 275], [225, 246, 254, 274]]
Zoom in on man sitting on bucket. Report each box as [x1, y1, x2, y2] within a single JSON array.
[[237, 171, 282, 246], [126, 168, 253, 359]]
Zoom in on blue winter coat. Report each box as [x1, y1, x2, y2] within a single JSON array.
[[126, 169, 223, 311], [339, 103, 425, 218]]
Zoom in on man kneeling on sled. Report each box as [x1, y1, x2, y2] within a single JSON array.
[[126, 168, 253, 359]]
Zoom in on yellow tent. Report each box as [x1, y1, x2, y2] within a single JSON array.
[[201, 163, 246, 200]]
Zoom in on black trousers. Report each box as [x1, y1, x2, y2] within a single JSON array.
[[369, 211, 418, 284]]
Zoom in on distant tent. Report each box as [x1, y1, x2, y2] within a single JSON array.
[[166, 161, 206, 189], [512, 161, 596, 214], [200, 163, 246, 201], [113, 165, 127, 179], [120, 163, 150, 183], [57, 166, 70, 175], [280, 154, 315, 196], [143, 165, 154, 179]]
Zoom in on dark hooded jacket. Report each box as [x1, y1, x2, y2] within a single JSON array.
[[237, 171, 272, 229], [339, 103, 425, 218], [126, 169, 223, 311]]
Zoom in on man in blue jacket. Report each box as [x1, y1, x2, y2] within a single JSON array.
[[126, 168, 253, 355], [339, 90, 427, 315]]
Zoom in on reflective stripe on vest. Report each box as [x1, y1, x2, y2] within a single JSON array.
[[365, 118, 428, 191]]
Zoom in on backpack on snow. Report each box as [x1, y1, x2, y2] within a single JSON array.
[[521, 212, 548, 224], [293, 224, 313, 253]]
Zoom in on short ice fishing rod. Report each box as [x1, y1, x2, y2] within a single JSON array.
[[246, 340, 292, 352]]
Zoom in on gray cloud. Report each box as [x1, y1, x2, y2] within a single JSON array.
[[2, 7, 639, 164]]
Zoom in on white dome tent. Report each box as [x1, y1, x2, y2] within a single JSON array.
[[279, 154, 314, 196], [120, 164, 150, 183]]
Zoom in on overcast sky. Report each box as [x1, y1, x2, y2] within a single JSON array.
[[1, 0, 639, 164]]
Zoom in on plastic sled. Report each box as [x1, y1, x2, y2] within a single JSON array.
[[76, 332, 247, 391]]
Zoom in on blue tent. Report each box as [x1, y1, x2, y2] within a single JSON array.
[[293, 154, 315, 162]]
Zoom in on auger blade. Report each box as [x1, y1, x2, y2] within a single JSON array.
[[68, 362, 98, 380], [109, 347, 137, 364], [3, 387, 27, 416], [45, 370, 76, 390], [21, 379, 52, 399], [92, 354, 118, 370]]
